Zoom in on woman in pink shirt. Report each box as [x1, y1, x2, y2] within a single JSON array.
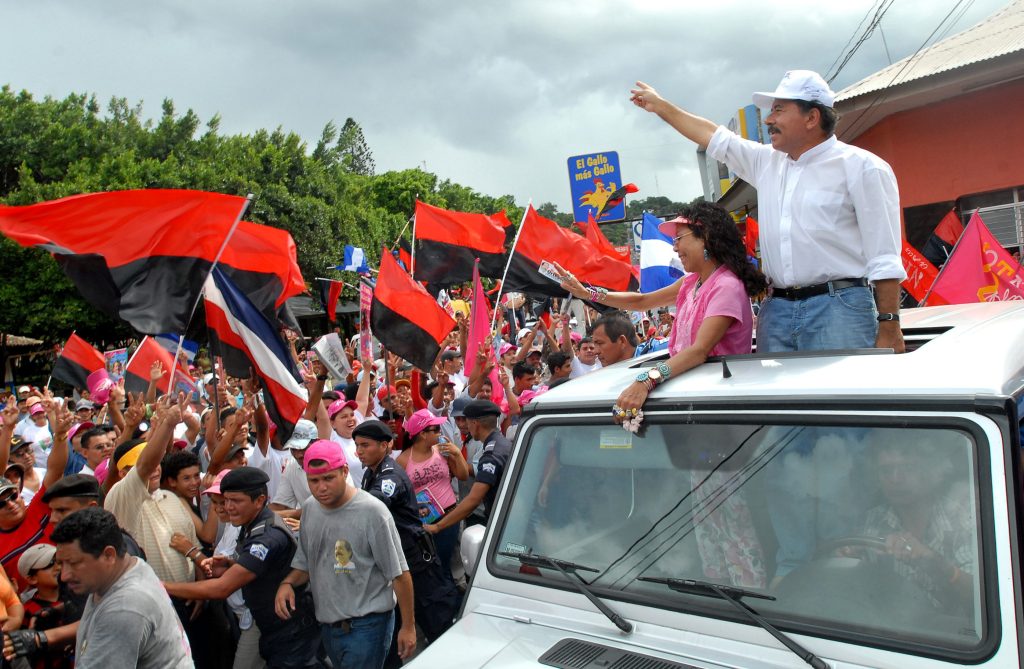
[[557, 201, 767, 415], [396, 409, 469, 576]]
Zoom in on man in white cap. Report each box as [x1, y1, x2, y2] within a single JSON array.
[[630, 71, 905, 353]]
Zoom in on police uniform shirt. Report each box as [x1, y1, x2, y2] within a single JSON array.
[[234, 506, 296, 632], [475, 430, 512, 520], [361, 456, 423, 552]]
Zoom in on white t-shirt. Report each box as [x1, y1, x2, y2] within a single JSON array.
[[20, 423, 52, 466], [570, 357, 602, 378], [246, 445, 287, 501], [330, 433, 365, 487]]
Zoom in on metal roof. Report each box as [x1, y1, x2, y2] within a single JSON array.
[[836, 0, 1024, 102], [531, 302, 1024, 406]]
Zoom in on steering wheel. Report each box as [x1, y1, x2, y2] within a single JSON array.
[[772, 535, 962, 636]]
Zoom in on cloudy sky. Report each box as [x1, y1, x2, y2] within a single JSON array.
[[2, 0, 1007, 213]]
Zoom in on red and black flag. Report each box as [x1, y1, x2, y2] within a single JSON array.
[[124, 336, 195, 396], [504, 206, 638, 298], [52, 334, 105, 389], [394, 238, 413, 273], [317, 279, 345, 322], [412, 201, 510, 284], [0, 190, 306, 334], [372, 249, 456, 371]]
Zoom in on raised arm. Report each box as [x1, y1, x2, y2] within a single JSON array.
[[630, 81, 718, 148], [42, 396, 71, 489], [135, 395, 181, 480], [0, 398, 18, 474], [555, 262, 682, 313], [145, 360, 165, 405]]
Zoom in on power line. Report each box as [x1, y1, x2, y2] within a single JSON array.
[[827, 0, 897, 84], [824, 0, 885, 81], [842, 0, 972, 139]]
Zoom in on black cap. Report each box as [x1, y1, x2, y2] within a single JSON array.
[[42, 473, 101, 503], [463, 399, 502, 419], [224, 443, 247, 462], [220, 466, 269, 494], [451, 396, 471, 418], [439, 350, 462, 362], [9, 436, 28, 452], [352, 420, 394, 442]]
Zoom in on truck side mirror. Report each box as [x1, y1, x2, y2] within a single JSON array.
[[460, 524, 486, 577]]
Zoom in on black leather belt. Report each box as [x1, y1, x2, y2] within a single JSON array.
[[771, 278, 869, 300]]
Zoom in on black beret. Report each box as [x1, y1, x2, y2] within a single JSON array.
[[352, 420, 394, 442], [462, 399, 502, 419], [42, 473, 101, 503], [220, 466, 269, 494]]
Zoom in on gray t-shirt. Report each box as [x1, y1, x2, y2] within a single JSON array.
[[76, 558, 193, 669], [293, 489, 408, 623]]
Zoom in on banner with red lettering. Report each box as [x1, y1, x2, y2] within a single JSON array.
[[925, 213, 1024, 305], [901, 240, 941, 304], [359, 278, 374, 361]]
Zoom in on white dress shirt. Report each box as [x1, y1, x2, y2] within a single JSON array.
[[706, 126, 906, 288]]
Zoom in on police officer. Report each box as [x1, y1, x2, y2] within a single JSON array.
[[425, 399, 511, 534], [163, 467, 321, 669], [353, 420, 459, 648]]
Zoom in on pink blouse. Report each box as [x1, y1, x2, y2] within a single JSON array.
[[668, 266, 753, 357]]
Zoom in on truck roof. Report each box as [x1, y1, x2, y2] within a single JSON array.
[[531, 302, 1024, 406]]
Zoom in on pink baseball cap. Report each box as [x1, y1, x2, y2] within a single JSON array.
[[68, 421, 95, 441], [570, 332, 582, 343], [303, 439, 348, 474], [518, 386, 549, 405], [327, 399, 358, 419], [498, 342, 517, 356], [28, 403, 46, 416], [203, 469, 231, 496], [658, 215, 697, 240], [404, 409, 446, 437]]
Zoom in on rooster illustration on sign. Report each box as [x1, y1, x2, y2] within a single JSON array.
[[578, 180, 639, 220]]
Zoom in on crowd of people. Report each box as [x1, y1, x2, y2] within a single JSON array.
[[0, 68, 910, 668]]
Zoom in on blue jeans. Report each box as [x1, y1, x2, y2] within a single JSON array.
[[320, 610, 393, 669], [756, 286, 877, 352]]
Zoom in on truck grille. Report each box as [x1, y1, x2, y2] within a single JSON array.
[[539, 638, 699, 669]]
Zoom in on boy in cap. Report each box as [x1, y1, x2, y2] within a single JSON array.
[[16, 543, 70, 664], [353, 420, 459, 645], [164, 467, 321, 669], [275, 440, 416, 669], [270, 419, 324, 520], [425, 399, 512, 535]]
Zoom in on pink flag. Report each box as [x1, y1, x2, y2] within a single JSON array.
[[926, 213, 1024, 305], [465, 260, 491, 376]]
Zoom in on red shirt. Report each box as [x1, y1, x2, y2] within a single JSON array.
[[0, 487, 51, 591]]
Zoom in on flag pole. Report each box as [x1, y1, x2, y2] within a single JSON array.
[[174, 194, 253, 386], [490, 201, 532, 333], [919, 213, 972, 307], [410, 212, 418, 278]]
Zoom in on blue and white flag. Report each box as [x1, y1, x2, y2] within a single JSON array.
[[639, 212, 684, 293], [153, 334, 199, 364], [339, 245, 369, 273]]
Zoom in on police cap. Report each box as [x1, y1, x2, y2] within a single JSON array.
[[462, 399, 502, 419], [220, 466, 270, 494], [352, 420, 395, 442]]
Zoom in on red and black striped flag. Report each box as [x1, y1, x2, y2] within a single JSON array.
[[412, 201, 510, 284], [0, 189, 306, 334], [124, 337, 195, 396], [317, 279, 344, 322], [504, 205, 637, 298], [372, 249, 456, 371], [52, 334, 105, 389]]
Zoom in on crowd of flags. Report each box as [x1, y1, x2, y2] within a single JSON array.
[[1, 186, 1022, 440]]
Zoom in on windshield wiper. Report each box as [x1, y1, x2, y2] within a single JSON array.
[[499, 550, 633, 633], [638, 576, 828, 669]]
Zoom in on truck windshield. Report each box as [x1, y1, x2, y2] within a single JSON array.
[[492, 418, 987, 654]]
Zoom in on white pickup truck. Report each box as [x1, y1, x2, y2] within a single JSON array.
[[409, 302, 1024, 669]]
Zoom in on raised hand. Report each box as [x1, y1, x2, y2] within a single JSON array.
[[150, 360, 166, 382]]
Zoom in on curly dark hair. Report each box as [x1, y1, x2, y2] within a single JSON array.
[[679, 201, 768, 297]]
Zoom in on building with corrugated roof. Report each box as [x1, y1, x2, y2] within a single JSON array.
[[834, 0, 1024, 255]]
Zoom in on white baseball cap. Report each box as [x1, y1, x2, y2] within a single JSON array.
[[752, 70, 836, 111]]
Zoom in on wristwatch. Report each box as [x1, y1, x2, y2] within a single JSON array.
[[876, 312, 900, 322]]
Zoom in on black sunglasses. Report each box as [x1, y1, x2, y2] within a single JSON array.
[[0, 491, 19, 506]]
